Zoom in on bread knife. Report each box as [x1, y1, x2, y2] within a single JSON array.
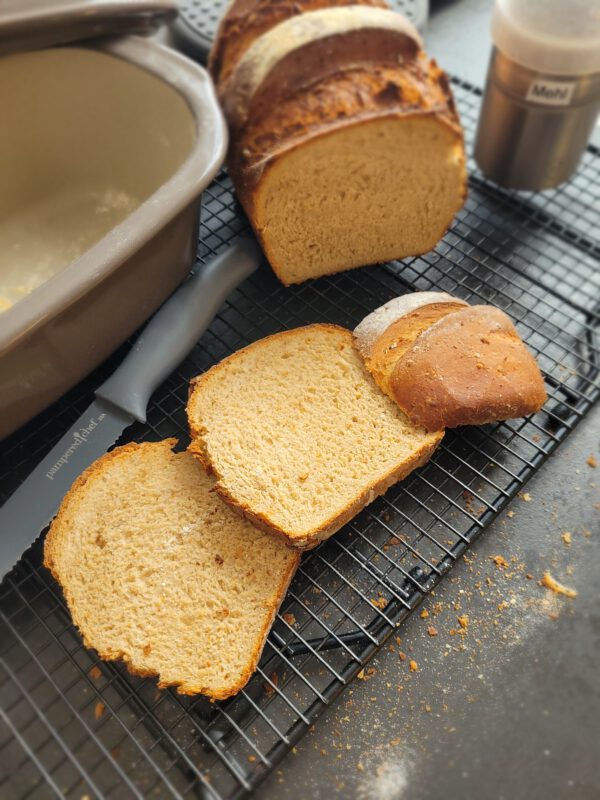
[[0, 238, 261, 580]]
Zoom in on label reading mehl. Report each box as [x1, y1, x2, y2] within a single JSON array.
[[526, 79, 576, 106]]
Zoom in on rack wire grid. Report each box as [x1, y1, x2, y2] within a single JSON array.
[[1, 77, 599, 799]]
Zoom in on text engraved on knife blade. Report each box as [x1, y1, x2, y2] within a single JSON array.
[[45, 414, 108, 481]]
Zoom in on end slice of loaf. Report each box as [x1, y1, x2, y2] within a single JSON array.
[[353, 292, 468, 395], [187, 325, 442, 549], [388, 306, 548, 430], [44, 440, 299, 699]]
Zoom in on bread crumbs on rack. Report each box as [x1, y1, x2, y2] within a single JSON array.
[[540, 572, 577, 598], [89, 666, 102, 680], [282, 612, 296, 625], [371, 597, 389, 610], [94, 702, 105, 720]]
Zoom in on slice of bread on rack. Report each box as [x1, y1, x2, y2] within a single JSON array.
[[44, 440, 299, 700], [210, 2, 467, 285], [354, 293, 547, 430], [187, 324, 442, 549]]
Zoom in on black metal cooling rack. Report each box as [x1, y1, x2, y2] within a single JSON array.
[[1, 78, 599, 799]]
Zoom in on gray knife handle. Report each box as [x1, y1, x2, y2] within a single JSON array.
[[96, 238, 261, 422]]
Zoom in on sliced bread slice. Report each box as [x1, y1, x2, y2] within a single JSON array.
[[44, 440, 299, 699], [187, 324, 442, 549]]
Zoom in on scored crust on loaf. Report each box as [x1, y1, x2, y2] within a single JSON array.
[[353, 292, 469, 395], [187, 324, 442, 549], [389, 306, 548, 430], [209, 0, 389, 87], [44, 440, 299, 700], [222, 6, 422, 131]]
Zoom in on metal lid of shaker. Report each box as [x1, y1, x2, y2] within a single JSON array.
[[492, 0, 600, 76]]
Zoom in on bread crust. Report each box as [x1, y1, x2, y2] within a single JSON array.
[[389, 305, 548, 430], [353, 294, 469, 396], [44, 439, 300, 700], [187, 324, 443, 549], [209, 0, 389, 85], [222, 6, 422, 131], [354, 292, 468, 360]]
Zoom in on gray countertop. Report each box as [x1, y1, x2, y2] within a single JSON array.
[[255, 2, 600, 798]]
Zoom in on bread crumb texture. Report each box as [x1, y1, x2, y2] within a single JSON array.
[[187, 325, 441, 547], [44, 440, 299, 699]]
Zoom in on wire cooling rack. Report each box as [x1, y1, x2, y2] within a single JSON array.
[[1, 78, 599, 799], [172, 0, 428, 61]]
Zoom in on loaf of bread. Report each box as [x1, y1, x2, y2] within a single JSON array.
[[210, 2, 467, 285], [187, 324, 442, 548], [44, 440, 299, 699], [354, 293, 547, 430]]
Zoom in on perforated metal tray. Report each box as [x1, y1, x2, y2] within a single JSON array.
[[1, 78, 598, 799]]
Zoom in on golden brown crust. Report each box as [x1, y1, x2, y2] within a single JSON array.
[[230, 58, 461, 175], [389, 306, 548, 430], [222, 8, 423, 132], [186, 324, 443, 549], [44, 439, 299, 700], [209, 0, 389, 86], [355, 298, 469, 396]]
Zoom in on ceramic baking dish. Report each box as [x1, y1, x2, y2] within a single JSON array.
[[0, 34, 227, 440]]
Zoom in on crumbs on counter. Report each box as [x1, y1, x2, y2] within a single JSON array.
[[427, 626, 438, 637], [491, 555, 509, 569], [586, 454, 597, 468], [518, 492, 532, 502], [540, 572, 577, 598], [420, 609, 429, 619], [408, 660, 418, 672], [561, 532, 572, 546], [357, 667, 377, 681], [457, 615, 469, 630]]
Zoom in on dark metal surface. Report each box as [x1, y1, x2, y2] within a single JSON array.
[[0, 78, 598, 799]]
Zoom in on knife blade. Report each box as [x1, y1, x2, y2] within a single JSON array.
[[0, 238, 261, 579]]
